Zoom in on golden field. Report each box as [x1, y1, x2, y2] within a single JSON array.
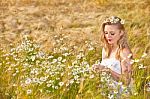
[[0, 0, 150, 99]]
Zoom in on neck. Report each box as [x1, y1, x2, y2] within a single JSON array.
[[110, 43, 118, 50]]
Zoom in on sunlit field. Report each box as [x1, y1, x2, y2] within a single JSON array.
[[0, 0, 150, 99]]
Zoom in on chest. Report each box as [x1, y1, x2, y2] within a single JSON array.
[[109, 50, 118, 59]]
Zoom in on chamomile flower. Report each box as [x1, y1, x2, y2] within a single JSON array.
[[27, 89, 32, 95], [59, 82, 64, 87]]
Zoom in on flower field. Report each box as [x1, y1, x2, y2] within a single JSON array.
[[0, 0, 150, 99]]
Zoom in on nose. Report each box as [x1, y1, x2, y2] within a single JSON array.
[[107, 33, 112, 38]]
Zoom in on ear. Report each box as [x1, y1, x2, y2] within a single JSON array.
[[120, 30, 124, 36]]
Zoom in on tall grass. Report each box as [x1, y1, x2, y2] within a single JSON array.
[[0, 0, 150, 98]]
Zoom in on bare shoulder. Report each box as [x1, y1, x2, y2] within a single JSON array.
[[120, 47, 132, 59]]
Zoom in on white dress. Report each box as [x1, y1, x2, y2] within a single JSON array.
[[99, 49, 133, 98], [100, 58, 122, 74]]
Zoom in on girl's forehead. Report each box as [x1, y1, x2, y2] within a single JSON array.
[[104, 25, 120, 30]]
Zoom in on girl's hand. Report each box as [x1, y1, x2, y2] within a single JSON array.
[[92, 64, 105, 72], [101, 67, 110, 73]]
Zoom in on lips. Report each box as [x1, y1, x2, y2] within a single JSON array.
[[107, 38, 112, 42]]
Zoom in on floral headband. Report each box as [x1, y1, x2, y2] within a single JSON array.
[[103, 16, 125, 24]]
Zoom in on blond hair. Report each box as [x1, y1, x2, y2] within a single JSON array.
[[101, 16, 130, 60]]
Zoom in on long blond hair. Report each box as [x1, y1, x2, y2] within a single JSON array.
[[101, 16, 130, 60]]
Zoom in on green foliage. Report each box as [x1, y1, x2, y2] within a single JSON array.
[[0, 35, 149, 99]]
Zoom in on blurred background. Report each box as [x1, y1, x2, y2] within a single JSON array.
[[0, 0, 150, 55]]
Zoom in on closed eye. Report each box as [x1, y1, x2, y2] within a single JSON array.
[[110, 32, 115, 35], [111, 33, 115, 35], [104, 32, 108, 34]]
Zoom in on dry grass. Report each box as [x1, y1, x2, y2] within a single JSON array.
[[0, 0, 150, 98], [0, 0, 149, 53]]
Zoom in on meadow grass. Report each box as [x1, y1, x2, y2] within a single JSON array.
[[0, 0, 150, 99]]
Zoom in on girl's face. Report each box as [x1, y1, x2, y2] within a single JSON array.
[[104, 25, 123, 45]]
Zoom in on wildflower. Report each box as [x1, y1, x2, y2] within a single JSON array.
[[60, 38, 63, 41], [62, 59, 66, 62], [127, 53, 132, 58], [108, 94, 114, 99], [52, 59, 57, 63], [63, 53, 70, 56], [64, 35, 69, 38], [5, 93, 9, 96], [73, 71, 77, 76], [104, 16, 125, 25], [120, 19, 125, 24], [68, 73, 71, 76], [37, 51, 45, 58], [118, 82, 123, 85], [101, 77, 105, 82], [134, 59, 140, 63], [6, 57, 9, 60], [40, 77, 47, 82], [56, 40, 60, 43], [23, 63, 29, 67], [47, 84, 52, 87], [16, 70, 19, 73], [40, 89, 43, 92], [133, 92, 138, 95], [46, 90, 51, 93], [33, 78, 40, 83], [58, 57, 62, 61], [31, 56, 36, 61], [147, 82, 150, 86], [46, 69, 50, 73], [122, 85, 127, 91], [141, 52, 147, 58], [138, 64, 146, 69], [13, 73, 16, 76], [7, 67, 11, 71], [25, 78, 32, 84], [54, 35, 58, 38], [27, 89, 32, 95], [146, 87, 150, 92], [74, 75, 79, 80], [76, 81, 80, 84], [59, 82, 64, 87], [66, 82, 70, 87], [56, 78, 60, 80], [77, 53, 84, 59], [55, 86, 58, 89], [13, 84, 17, 87], [114, 90, 118, 94], [48, 80, 54, 84], [89, 74, 94, 79], [109, 83, 115, 87], [89, 47, 94, 51], [48, 55, 54, 59], [101, 72, 107, 76], [68, 65, 73, 69], [61, 72, 64, 76], [70, 79, 74, 84]]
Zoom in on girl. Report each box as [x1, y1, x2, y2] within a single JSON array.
[[93, 16, 133, 97]]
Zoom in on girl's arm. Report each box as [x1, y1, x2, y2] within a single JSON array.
[[92, 48, 106, 72], [102, 67, 121, 81], [120, 48, 132, 85], [103, 48, 132, 85]]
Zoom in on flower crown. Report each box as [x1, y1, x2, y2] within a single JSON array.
[[103, 16, 125, 24]]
